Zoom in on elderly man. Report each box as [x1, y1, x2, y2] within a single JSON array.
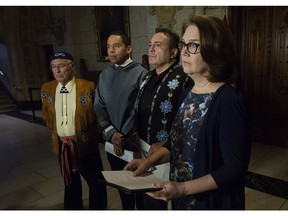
[[41, 51, 107, 210]]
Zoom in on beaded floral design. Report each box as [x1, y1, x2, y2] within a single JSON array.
[[87, 90, 93, 99], [140, 78, 148, 90], [82, 133, 88, 144], [51, 134, 55, 144], [167, 78, 180, 90], [138, 66, 183, 143], [79, 96, 88, 105], [48, 97, 53, 105], [155, 75, 182, 141], [41, 91, 53, 105], [41, 91, 48, 100], [160, 100, 173, 113], [156, 130, 169, 141]]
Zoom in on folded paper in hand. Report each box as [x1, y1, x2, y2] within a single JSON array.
[[139, 139, 170, 180], [105, 141, 136, 162], [101, 170, 166, 194], [105, 139, 170, 180]]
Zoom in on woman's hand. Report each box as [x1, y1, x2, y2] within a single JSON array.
[[123, 158, 151, 176], [146, 181, 186, 202], [148, 141, 165, 157], [146, 174, 218, 201]]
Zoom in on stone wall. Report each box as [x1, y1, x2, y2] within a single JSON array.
[[130, 6, 226, 64], [0, 6, 227, 108]]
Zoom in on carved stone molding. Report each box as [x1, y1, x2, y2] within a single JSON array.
[[149, 6, 183, 29]]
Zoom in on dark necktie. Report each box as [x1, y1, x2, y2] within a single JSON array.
[[60, 86, 69, 93]]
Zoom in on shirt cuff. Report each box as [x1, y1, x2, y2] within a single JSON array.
[[103, 125, 117, 141]]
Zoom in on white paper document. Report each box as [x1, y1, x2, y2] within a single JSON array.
[[105, 141, 135, 162], [105, 139, 170, 180], [139, 138, 170, 180], [102, 170, 166, 193]]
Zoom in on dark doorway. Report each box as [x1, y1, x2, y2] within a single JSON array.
[[231, 6, 288, 147]]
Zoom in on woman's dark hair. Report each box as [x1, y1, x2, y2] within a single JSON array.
[[155, 27, 180, 64], [182, 15, 238, 83]]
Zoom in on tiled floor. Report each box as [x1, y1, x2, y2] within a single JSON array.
[[0, 110, 287, 210]]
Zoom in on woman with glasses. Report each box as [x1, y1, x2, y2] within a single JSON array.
[[124, 15, 251, 210]]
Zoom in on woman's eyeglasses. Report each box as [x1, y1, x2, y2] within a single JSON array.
[[178, 41, 200, 54]]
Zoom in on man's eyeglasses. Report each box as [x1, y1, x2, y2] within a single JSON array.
[[178, 41, 200, 54], [50, 62, 73, 71]]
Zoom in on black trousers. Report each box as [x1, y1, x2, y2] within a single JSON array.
[[106, 152, 136, 210], [59, 151, 107, 210]]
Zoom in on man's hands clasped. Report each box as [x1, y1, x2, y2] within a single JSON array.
[[111, 132, 124, 156]]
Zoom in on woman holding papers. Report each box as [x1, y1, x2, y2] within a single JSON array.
[[124, 15, 251, 210]]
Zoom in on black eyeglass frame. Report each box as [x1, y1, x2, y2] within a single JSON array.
[[178, 41, 200, 54]]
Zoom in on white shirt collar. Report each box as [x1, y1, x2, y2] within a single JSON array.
[[115, 57, 133, 67]]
